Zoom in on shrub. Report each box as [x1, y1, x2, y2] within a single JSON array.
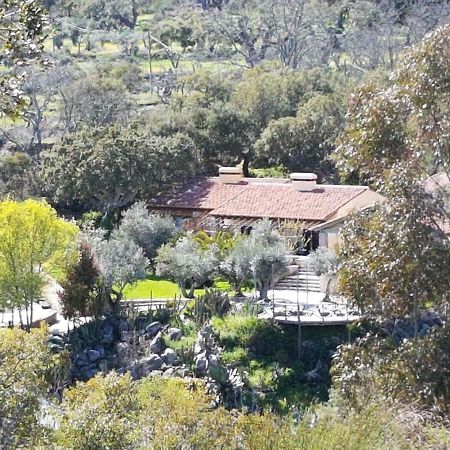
[[55, 373, 142, 449], [184, 289, 232, 325], [221, 347, 248, 365], [331, 321, 450, 419], [0, 326, 68, 448], [212, 315, 288, 360], [308, 247, 337, 276]]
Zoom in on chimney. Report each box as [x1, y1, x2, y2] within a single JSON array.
[[290, 173, 317, 192], [219, 166, 243, 184]]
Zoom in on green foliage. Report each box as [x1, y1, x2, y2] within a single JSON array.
[[308, 247, 337, 276], [185, 288, 232, 325], [55, 372, 141, 449], [0, 199, 78, 322], [0, 0, 47, 116], [335, 23, 450, 184], [0, 327, 444, 449], [0, 326, 67, 448], [332, 322, 450, 419], [221, 347, 248, 365], [254, 94, 344, 178], [116, 201, 176, 262], [194, 230, 236, 260], [79, 211, 103, 228], [220, 219, 288, 299], [212, 315, 287, 361], [0, 152, 33, 199], [250, 166, 287, 178], [60, 243, 104, 320], [137, 377, 237, 448], [156, 232, 218, 298], [40, 125, 197, 213], [338, 164, 450, 321], [87, 227, 150, 305]]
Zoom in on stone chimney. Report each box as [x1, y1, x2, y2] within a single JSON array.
[[219, 166, 243, 184], [290, 173, 317, 192]]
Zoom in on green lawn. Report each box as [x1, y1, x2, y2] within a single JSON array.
[[123, 275, 233, 300]]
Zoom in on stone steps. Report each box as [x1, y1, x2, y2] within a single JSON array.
[[275, 268, 322, 292]]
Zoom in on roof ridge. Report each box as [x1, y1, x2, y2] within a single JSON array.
[[321, 189, 367, 221]]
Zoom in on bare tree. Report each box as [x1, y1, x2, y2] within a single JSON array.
[[0, 69, 57, 155], [205, 0, 275, 67]]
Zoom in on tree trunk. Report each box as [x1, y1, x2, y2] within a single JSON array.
[[179, 282, 190, 299], [259, 284, 269, 300], [242, 153, 250, 177]]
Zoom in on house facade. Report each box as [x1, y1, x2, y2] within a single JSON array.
[[149, 168, 385, 253]]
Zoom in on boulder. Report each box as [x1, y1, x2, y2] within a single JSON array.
[[180, 368, 190, 378], [149, 333, 166, 354], [208, 354, 219, 368], [161, 348, 177, 366], [162, 367, 180, 378], [96, 345, 106, 358], [118, 320, 129, 333], [101, 321, 114, 344], [117, 342, 129, 359], [98, 359, 108, 372], [74, 352, 89, 367], [195, 352, 208, 375], [149, 370, 163, 377], [88, 349, 101, 362], [145, 321, 162, 337], [140, 354, 164, 373], [80, 363, 99, 380], [167, 327, 182, 341]]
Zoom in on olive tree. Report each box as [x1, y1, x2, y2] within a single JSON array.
[[86, 228, 149, 307], [248, 220, 289, 300], [221, 220, 288, 300], [220, 238, 252, 296], [116, 202, 176, 263], [155, 233, 218, 298]]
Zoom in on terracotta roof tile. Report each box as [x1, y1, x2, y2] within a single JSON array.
[[150, 177, 368, 222], [149, 177, 248, 210], [210, 184, 367, 221]]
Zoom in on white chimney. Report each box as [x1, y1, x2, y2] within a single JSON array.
[[219, 166, 243, 184], [290, 173, 317, 192]]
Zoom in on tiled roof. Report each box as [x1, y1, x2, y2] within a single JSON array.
[[149, 177, 249, 210], [210, 183, 367, 221], [150, 177, 368, 222]]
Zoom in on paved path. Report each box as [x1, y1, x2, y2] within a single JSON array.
[[0, 275, 63, 329], [42, 274, 64, 313], [0, 302, 57, 328]]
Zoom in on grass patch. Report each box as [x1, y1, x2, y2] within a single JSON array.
[[221, 347, 248, 365], [164, 334, 197, 351], [124, 275, 187, 299], [124, 275, 233, 300]]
